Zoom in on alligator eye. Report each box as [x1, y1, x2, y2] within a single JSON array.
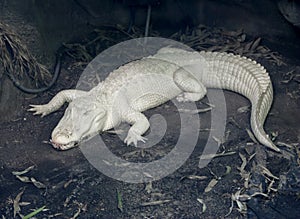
[[83, 112, 88, 116], [83, 110, 92, 116]]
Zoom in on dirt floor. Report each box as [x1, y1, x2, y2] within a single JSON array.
[[0, 26, 300, 219]]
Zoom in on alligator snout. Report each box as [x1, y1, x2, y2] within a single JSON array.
[[51, 129, 76, 150], [52, 133, 69, 144]]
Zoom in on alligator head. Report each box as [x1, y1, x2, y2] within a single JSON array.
[[51, 97, 107, 150]]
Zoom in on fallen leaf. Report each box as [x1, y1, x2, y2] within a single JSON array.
[[12, 166, 35, 176], [246, 128, 258, 144], [250, 37, 261, 51], [13, 188, 25, 218], [15, 175, 31, 183], [22, 205, 46, 219], [141, 200, 171, 207], [238, 153, 247, 172], [204, 179, 218, 193], [30, 177, 46, 189], [196, 198, 207, 213], [117, 189, 123, 212]]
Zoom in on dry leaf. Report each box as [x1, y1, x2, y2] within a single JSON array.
[[196, 198, 207, 213], [13, 188, 25, 218], [141, 200, 171, 207], [16, 175, 31, 183], [204, 179, 218, 193], [12, 166, 35, 176], [246, 128, 258, 144], [30, 177, 46, 189], [238, 153, 247, 172]]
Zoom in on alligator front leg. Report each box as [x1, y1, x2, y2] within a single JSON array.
[[123, 110, 150, 146], [28, 89, 87, 117]]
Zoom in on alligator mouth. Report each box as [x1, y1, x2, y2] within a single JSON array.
[[50, 133, 93, 150], [50, 139, 79, 150]]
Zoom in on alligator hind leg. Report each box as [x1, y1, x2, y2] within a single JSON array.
[[173, 68, 207, 102]]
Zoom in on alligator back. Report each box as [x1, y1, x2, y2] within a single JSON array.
[[99, 48, 278, 151]]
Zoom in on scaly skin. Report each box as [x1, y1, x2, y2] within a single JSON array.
[[29, 47, 279, 152], [198, 51, 276, 151]]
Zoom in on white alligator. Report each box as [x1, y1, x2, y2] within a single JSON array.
[[29, 47, 279, 152]]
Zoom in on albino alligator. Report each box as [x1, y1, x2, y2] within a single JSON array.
[[29, 47, 280, 152]]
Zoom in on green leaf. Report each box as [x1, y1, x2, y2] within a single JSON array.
[[22, 205, 46, 219]]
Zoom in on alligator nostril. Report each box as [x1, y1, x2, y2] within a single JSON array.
[[66, 130, 72, 138]]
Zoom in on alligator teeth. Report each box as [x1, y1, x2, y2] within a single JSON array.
[[50, 139, 76, 150]]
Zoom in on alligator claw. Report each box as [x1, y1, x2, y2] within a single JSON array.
[[28, 104, 51, 117], [124, 129, 147, 146]]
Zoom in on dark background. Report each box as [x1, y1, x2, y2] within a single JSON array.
[[1, 0, 299, 60], [0, 0, 299, 218]]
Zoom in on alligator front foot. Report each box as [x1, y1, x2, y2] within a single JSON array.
[[124, 129, 147, 146], [28, 104, 53, 117]]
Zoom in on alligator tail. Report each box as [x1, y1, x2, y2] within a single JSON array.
[[201, 51, 280, 152]]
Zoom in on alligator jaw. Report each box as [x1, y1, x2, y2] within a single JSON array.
[[50, 139, 78, 150], [50, 133, 94, 150]]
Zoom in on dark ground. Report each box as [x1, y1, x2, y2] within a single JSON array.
[[1, 10, 300, 219], [0, 36, 299, 219]]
